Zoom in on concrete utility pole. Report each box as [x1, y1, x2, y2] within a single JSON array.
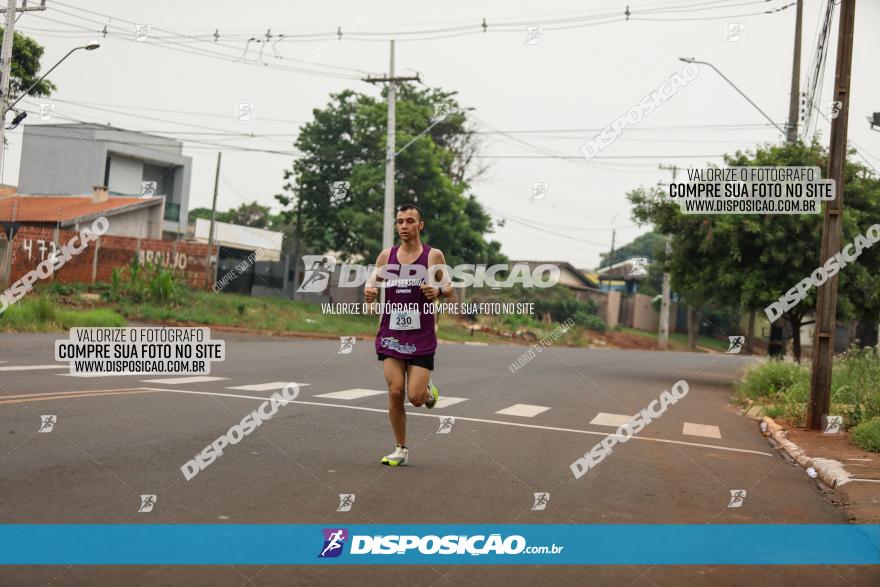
[[363, 40, 419, 250], [0, 0, 19, 179], [658, 164, 679, 350], [808, 0, 857, 430], [786, 0, 804, 143], [205, 151, 221, 288], [0, 0, 47, 179]]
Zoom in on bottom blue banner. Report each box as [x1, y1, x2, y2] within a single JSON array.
[[1, 525, 878, 565]]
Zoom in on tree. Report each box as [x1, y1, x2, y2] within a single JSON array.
[[1, 28, 56, 98], [598, 230, 666, 268], [188, 202, 273, 229], [629, 140, 880, 361], [276, 84, 503, 266]]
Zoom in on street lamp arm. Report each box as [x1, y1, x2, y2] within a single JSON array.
[[682, 58, 786, 136], [6, 43, 99, 111]]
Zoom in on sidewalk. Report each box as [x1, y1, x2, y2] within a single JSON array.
[[762, 421, 880, 523]]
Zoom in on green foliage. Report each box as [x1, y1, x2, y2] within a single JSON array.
[[736, 347, 880, 427], [0, 28, 55, 98], [105, 256, 187, 305], [599, 230, 667, 268], [0, 295, 124, 331], [573, 312, 606, 332], [32, 296, 57, 322], [188, 202, 275, 228], [851, 418, 880, 452], [628, 140, 880, 360], [277, 85, 503, 266], [736, 360, 808, 399]]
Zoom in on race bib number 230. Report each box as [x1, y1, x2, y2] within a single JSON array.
[[390, 310, 420, 331]]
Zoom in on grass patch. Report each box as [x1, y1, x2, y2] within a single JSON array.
[[734, 347, 880, 430], [851, 418, 880, 452], [0, 295, 125, 332]]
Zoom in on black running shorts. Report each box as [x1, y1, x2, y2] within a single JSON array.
[[377, 353, 434, 371]]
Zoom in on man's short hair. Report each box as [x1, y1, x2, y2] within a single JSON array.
[[396, 203, 423, 220]]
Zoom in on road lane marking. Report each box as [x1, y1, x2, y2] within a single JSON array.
[[682, 422, 722, 439], [434, 396, 468, 409], [495, 404, 550, 418], [0, 365, 67, 372], [0, 389, 157, 404], [0, 388, 149, 401], [140, 376, 229, 385], [315, 389, 386, 400], [227, 382, 310, 392], [590, 412, 634, 427], [136, 387, 773, 459]]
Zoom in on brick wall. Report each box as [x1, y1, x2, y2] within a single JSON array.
[[6, 226, 215, 289]]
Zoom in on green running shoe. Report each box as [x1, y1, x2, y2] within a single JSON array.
[[425, 380, 439, 409], [380, 445, 408, 466]]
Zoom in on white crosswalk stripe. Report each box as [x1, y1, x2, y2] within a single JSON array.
[[140, 376, 229, 385], [315, 389, 386, 400], [590, 412, 633, 427], [682, 422, 722, 439], [434, 396, 468, 409], [227, 382, 310, 391], [495, 403, 550, 418]]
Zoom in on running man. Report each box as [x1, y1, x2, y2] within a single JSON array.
[[364, 204, 453, 466]]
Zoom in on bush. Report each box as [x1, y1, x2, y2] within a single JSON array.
[[851, 417, 880, 452], [106, 256, 188, 305], [736, 346, 880, 428], [735, 360, 808, 400], [573, 311, 605, 332]]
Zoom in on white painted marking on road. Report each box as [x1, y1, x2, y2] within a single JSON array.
[[315, 389, 386, 400], [434, 396, 468, 409], [590, 412, 633, 427], [140, 376, 229, 385], [227, 382, 310, 392], [463, 341, 488, 346], [137, 387, 774, 458], [495, 404, 550, 418], [683, 422, 722, 439], [0, 365, 67, 372]]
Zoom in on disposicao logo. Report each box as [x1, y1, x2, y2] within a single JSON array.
[[318, 528, 348, 558]]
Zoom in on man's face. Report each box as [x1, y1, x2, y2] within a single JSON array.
[[396, 209, 423, 242]]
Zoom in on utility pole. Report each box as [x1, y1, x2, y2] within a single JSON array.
[[363, 40, 419, 250], [608, 228, 616, 269], [205, 151, 221, 288], [0, 0, 47, 180], [786, 0, 804, 143], [808, 0, 856, 430], [0, 0, 18, 181], [658, 164, 679, 350]]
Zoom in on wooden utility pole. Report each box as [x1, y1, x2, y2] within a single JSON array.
[[807, 0, 857, 430], [786, 0, 804, 143]]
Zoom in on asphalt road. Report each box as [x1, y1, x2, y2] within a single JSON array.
[[0, 331, 876, 586]]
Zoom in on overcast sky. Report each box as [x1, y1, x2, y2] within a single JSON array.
[[7, 0, 879, 268]]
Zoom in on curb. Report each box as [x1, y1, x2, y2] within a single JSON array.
[[760, 416, 853, 488]]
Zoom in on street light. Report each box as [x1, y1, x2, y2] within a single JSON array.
[[678, 57, 786, 137], [7, 42, 100, 111], [0, 42, 100, 179]]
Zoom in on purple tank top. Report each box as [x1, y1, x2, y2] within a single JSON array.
[[375, 244, 437, 358]]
